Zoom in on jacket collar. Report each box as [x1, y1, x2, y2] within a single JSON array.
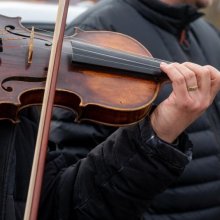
[[124, 0, 203, 35]]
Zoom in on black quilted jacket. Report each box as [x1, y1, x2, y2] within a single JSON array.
[[62, 0, 220, 219], [0, 0, 220, 220]]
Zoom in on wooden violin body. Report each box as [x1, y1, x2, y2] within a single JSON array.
[[0, 14, 163, 126]]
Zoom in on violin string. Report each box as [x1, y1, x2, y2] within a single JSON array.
[[0, 27, 168, 63], [1, 45, 162, 72], [0, 31, 166, 65], [0, 27, 169, 64], [0, 37, 25, 41], [0, 59, 157, 75], [0, 59, 159, 76], [66, 40, 168, 69], [0, 58, 41, 66], [1, 47, 161, 73], [72, 52, 158, 72], [1, 46, 159, 72], [0, 30, 170, 70], [71, 37, 170, 65], [1, 39, 163, 70], [71, 45, 161, 70], [3, 27, 55, 35], [0, 42, 163, 70], [1, 57, 160, 75], [0, 27, 170, 64], [25, 27, 54, 35], [0, 27, 169, 66], [2, 42, 162, 71]]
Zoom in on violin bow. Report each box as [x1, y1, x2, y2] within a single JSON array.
[[24, 0, 70, 219]]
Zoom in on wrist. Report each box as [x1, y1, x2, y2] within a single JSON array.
[[150, 111, 180, 143], [139, 117, 193, 165]]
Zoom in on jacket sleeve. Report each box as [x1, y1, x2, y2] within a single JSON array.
[[39, 118, 192, 220]]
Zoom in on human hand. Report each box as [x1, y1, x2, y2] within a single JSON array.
[[150, 62, 220, 143]]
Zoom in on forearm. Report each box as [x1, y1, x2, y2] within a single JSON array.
[[69, 118, 192, 219]]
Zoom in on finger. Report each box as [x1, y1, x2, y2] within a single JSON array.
[[174, 63, 199, 97], [160, 62, 189, 98], [204, 65, 220, 99], [184, 62, 211, 97]]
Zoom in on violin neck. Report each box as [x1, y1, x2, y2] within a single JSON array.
[[71, 40, 168, 81]]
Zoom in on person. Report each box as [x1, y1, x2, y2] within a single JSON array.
[[0, 1, 220, 220], [63, 0, 220, 219]]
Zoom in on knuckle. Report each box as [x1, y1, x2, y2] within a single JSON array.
[[202, 65, 211, 76], [166, 63, 177, 70], [204, 65, 213, 71], [195, 99, 210, 111], [173, 62, 180, 65], [180, 98, 193, 109], [190, 102, 203, 112], [190, 102, 200, 111], [183, 61, 191, 66], [173, 75, 185, 85], [180, 98, 209, 112], [204, 65, 220, 82], [184, 70, 195, 80]]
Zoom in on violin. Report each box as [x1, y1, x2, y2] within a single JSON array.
[[0, 14, 167, 126], [0, 4, 168, 219]]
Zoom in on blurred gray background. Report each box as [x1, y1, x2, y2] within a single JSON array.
[[1, 0, 220, 28]]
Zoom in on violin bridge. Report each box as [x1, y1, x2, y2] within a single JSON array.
[[28, 26, 34, 64]]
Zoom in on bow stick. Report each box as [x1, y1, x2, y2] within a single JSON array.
[[24, 0, 70, 219]]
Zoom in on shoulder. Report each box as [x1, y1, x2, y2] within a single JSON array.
[[66, 0, 137, 34], [190, 17, 220, 35]]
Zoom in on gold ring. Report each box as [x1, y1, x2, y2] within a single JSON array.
[[187, 85, 198, 91]]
